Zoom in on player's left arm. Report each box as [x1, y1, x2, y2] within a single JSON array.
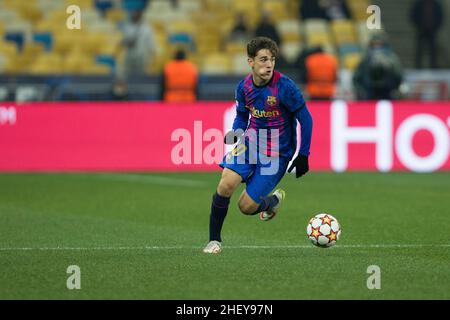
[[288, 106, 313, 178], [281, 78, 313, 178]]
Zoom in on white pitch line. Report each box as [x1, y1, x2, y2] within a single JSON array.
[[0, 244, 449, 251]]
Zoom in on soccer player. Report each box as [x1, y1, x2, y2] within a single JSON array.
[[203, 37, 313, 254]]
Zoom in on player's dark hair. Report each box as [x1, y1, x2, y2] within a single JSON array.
[[247, 37, 279, 58]]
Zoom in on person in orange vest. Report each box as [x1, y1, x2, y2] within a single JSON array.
[[162, 48, 198, 102], [304, 46, 338, 100]]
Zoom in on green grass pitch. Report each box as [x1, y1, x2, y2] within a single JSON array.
[[0, 172, 449, 299]]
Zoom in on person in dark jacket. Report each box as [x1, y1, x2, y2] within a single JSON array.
[[410, 0, 444, 69]]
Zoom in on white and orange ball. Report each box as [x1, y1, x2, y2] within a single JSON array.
[[306, 213, 341, 248]]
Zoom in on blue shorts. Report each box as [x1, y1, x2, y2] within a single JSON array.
[[220, 143, 290, 204]]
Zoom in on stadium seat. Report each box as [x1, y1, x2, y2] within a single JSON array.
[[304, 19, 329, 35], [225, 41, 247, 55], [196, 33, 221, 54], [64, 0, 94, 10], [0, 54, 6, 72], [29, 53, 63, 74], [0, 8, 19, 26], [63, 52, 93, 74], [307, 32, 333, 48], [278, 19, 302, 43], [21, 42, 45, 60], [231, 53, 249, 75], [0, 40, 18, 58], [14, 2, 43, 25], [347, 0, 370, 22], [201, 53, 231, 74], [281, 42, 303, 64], [105, 8, 126, 24], [331, 20, 357, 46], [342, 52, 362, 70], [177, 0, 203, 13], [148, 0, 173, 13], [261, 0, 289, 22]]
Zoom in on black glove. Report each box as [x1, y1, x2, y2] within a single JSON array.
[[224, 130, 242, 145], [288, 154, 309, 178]]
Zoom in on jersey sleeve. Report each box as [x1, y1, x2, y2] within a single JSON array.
[[232, 81, 249, 131], [280, 77, 306, 113]]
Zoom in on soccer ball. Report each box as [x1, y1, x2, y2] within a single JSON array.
[[306, 213, 341, 248]]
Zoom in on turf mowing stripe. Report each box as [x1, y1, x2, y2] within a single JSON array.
[[0, 244, 449, 251], [84, 173, 209, 188]]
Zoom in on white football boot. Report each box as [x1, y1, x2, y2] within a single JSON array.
[[260, 189, 285, 221], [203, 240, 222, 254]]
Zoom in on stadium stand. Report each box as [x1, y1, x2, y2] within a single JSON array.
[[0, 0, 449, 101]]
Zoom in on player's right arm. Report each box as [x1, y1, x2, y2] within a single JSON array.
[[225, 82, 249, 144]]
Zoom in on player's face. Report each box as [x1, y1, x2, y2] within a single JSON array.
[[249, 49, 276, 85]]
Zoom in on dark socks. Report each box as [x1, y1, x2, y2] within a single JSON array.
[[254, 194, 279, 215], [209, 192, 230, 242]]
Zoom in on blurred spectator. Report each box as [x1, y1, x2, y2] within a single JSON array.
[[162, 49, 198, 102], [303, 46, 338, 100], [323, 0, 352, 21], [229, 13, 253, 42], [119, 9, 155, 78], [353, 34, 403, 100], [410, 0, 444, 69], [300, 0, 327, 20], [109, 78, 130, 101], [255, 11, 281, 46]]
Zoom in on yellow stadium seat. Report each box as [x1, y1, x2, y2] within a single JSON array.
[[14, 2, 43, 24], [149, 0, 174, 13], [231, 53, 249, 75], [262, 0, 289, 22], [196, 34, 221, 54], [281, 42, 303, 63], [167, 21, 196, 34], [225, 41, 247, 55], [278, 19, 303, 43], [64, 0, 93, 9], [3, 56, 23, 74], [347, 0, 370, 21], [177, 0, 203, 13], [29, 53, 63, 74], [343, 52, 362, 70], [331, 20, 357, 45], [106, 8, 126, 24], [307, 32, 332, 47], [63, 50, 95, 74], [201, 53, 231, 74], [304, 19, 329, 34], [0, 41, 18, 59], [20, 43, 45, 66]]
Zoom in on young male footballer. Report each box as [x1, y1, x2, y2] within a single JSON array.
[[203, 37, 313, 254]]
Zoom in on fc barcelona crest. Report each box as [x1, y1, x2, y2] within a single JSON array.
[[266, 96, 277, 106]]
